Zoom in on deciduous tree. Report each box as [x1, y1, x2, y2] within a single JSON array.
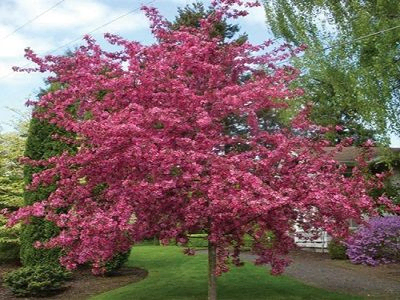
[[5, 1, 397, 299], [263, 0, 400, 144]]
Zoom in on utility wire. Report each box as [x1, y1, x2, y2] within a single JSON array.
[[276, 23, 400, 67], [1, 2, 398, 78], [0, 0, 156, 81], [323, 24, 400, 51], [1, 0, 65, 40], [48, 0, 156, 55]]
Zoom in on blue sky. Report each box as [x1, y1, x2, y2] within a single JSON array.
[[0, 0, 268, 129], [0, 0, 399, 146]]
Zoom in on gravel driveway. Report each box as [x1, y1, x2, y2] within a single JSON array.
[[240, 250, 400, 299]]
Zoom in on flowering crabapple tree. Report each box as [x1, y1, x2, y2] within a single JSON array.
[[4, 0, 397, 299]]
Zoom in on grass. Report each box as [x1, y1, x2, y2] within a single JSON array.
[[91, 245, 362, 300]]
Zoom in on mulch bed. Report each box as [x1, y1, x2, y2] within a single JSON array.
[[0, 263, 147, 300]]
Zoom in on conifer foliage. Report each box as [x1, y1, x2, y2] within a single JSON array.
[[5, 0, 396, 281], [19, 117, 73, 266]]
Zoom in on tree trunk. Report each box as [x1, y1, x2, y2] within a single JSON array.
[[208, 240, 217, 300]]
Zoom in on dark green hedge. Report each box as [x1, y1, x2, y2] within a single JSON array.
[[21, 117, 75, 267]]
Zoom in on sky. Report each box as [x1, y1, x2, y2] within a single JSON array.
[[0, 0, 268, 129], [0, 0, 399, 146]]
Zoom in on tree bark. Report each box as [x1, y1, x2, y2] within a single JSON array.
[[208, 240, 217, 300]]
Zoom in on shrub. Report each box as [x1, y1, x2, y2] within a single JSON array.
[[327, 238, 347, 260], [0, 219, 21, 264], [3, 265, 72, 297], [0, 238, 20, 263], [104, 249, 131, 275], [346, 216, 400, 266], [187, 233, 208, 248]]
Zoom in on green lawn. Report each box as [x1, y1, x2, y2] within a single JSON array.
[[91, 245, 362, 300]]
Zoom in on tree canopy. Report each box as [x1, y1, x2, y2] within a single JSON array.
[[263, 0, 400, 144], [4, 1, 397, 299], [171, 1, 241, 41]]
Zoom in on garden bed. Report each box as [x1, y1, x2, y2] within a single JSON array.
[[1, 248, 400, 299], [0, 264, 147, 300]]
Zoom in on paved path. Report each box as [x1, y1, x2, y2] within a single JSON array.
[[239, 250, 400, 299]]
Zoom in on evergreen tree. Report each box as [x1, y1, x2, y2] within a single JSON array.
[[20, 116, 74, 266]]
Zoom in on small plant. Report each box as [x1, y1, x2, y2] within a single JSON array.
[[0, 238, 20, 263], [104, 249, 131, 275], [3, 264, 72, 297], [0, 217, 21, 264], [327, 238, 347, 260], [346, 216, 400, 266]]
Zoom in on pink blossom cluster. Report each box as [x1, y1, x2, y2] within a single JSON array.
[[6, 0, 397, 275]]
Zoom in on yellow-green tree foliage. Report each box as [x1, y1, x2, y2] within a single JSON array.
[[0, 127, 26, 263], [263, 0, 400, 144]]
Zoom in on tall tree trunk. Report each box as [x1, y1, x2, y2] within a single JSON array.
[[208, 240, 217, 300]]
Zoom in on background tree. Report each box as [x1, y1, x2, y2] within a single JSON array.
[[20, 115, 73, 266], [0, 121, 27, 263], [0, 109, 29, 211], [0, 133, 25, 211], [20, 81, 130, 272], [172, 1, 286, 141], [263, 0, 400, 145], [171, 1, 246, 43], [5, 1, 397, 299]]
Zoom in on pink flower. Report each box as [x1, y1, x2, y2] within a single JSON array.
[[335, 125, 343, 132]]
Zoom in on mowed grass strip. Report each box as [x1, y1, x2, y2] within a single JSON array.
[[91, 245, 362, 300]]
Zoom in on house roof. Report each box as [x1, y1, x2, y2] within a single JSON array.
[[324, 147, 400, 164]]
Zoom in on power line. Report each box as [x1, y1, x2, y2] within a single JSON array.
[[48, 0, 156, 55], [0, 0, 156, 81], [1, 0, 65, 40], [1, 3, 399, 79], [276, 23, 400, 67], [323, 24, 400, 52]]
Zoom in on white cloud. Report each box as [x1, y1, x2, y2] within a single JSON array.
[[0, 0, 158, 131], [96, 12, 150, 35], [242, 4, 266, 25], [0, 60, 41, 86], [0, 0, 151, 82], [0, 0, 149, 33], [0, 28, 55, 58], [167, 0, 192, 4], [30, 1, 114, 30]]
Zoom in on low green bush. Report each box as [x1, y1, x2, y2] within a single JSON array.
[[328, 238, 347, 260], [0, 238, 20, 263], [3, 265, 72, 297], [0, 218, 21, 264], [104, 249, 131, 275]]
